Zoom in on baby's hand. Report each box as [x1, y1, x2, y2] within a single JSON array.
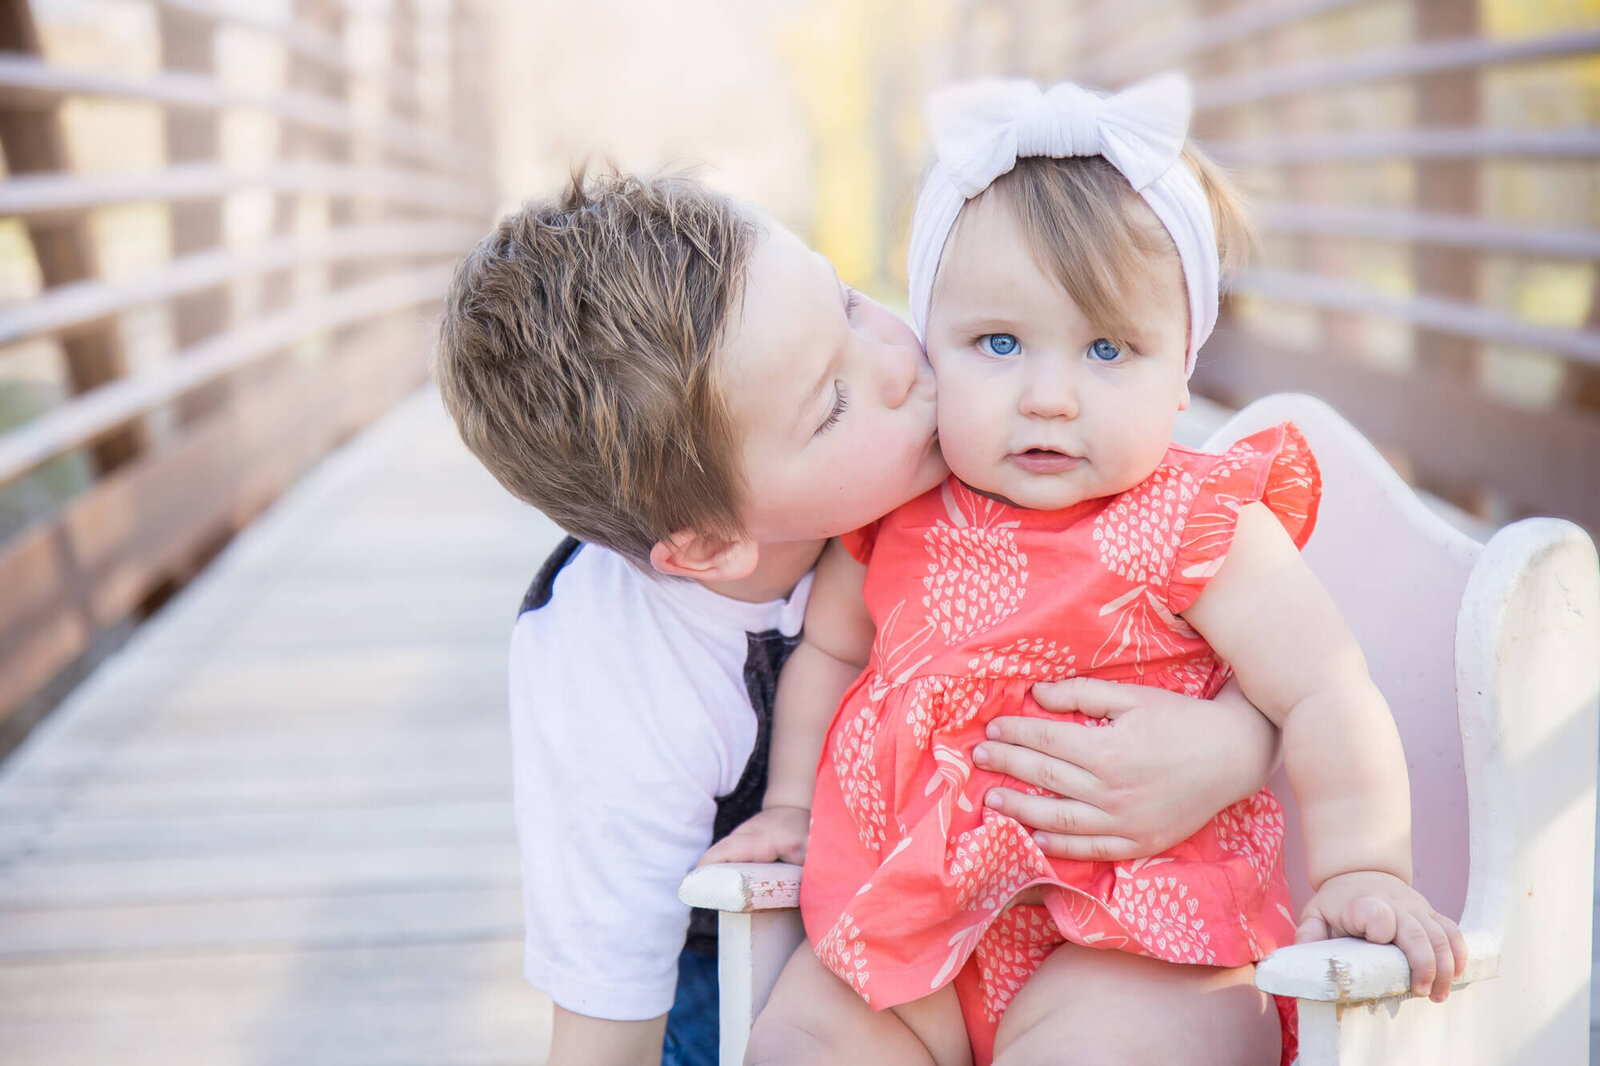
[[695, 806, 810, 867], [1296, 870, 1467, 1002]]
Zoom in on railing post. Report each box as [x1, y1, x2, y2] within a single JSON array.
[[0, 0, 142, 474], [157, 3, 229, 425], [1410, 0, 1486, 513]]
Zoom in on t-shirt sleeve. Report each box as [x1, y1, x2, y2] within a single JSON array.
[[1166, 421, 1322, 614], [837, 521, 881, 565], [508, 601, 726, 1021]]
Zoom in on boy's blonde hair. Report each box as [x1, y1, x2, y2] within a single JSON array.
[[965, 146, 1252, 346], [436, 171, 756, 566]]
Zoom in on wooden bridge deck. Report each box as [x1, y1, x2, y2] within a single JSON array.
[[0, 389, 562, 1065]]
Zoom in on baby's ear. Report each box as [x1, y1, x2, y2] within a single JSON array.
[[1177, 379, 1191, 412], [649, 529, 760, 582]]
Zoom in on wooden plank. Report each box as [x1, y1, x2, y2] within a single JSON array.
[[0, 162, 492, 220], [0, 801, 513, 864], [0, 0, 143, 474], [0, 940, 546, 1066], [1234, 268, 1600, 366], [158, 3, 229, 425], [1193, 325, 1600, 530], [1252, 203, 1600, 261], [1209, 126, 1600, 165], [0, 843, 519, 907], [0, 765, 511, 821], [0, 54, 467, 174], [0, 314, 430, 722], [0, 886, 522, 958], [0, 265, 450, 485], [0, 221, 480, 345], [1076, 0, 1361, 86], [1197, 27, 1600, 111]]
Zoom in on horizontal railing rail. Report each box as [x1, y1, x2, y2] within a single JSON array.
[[0, 161, 495, 220], [0, 54, 467, 173], [0, 0, 493, 736], [0, 220, 479, 346]]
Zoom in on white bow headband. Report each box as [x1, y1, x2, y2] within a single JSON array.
[[906, 73, 1219, 375]]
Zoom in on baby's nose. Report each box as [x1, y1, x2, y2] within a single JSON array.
[[1020, 359, 1079, 418]]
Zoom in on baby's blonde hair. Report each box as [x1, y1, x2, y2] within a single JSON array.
[[955, 146, 1253, 345]]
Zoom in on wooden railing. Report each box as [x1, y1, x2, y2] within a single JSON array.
[[0, 0, 494, 735], [1048, 0, 1600, 531]]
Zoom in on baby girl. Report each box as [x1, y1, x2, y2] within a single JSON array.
[[711, 74, 1465, 1066]]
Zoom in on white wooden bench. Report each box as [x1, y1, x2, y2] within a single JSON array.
[[680, 393, 1600, 1065]]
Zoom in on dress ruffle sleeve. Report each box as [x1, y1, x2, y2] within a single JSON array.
[[838, 521, 881, 565], [1167, 422, 1322, 615]]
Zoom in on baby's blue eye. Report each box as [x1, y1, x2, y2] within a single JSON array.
[[1088, 338, 1124, 362], [979, 333, 1019, 357]]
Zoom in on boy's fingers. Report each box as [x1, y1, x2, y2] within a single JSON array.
[[1029, 676, 1139, 718], [1028, 832, 1140, 862], [985, 788, 1113, 836], [973, 743, 1099, 802]]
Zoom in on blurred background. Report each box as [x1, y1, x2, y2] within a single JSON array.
[[0, 0, 1596, 1062]]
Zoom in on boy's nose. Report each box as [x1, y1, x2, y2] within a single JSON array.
[[1019, 357, 1079, 419], [877, 339, 924, 408]]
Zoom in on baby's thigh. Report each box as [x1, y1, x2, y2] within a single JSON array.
[[990, 942, 1279, 1066], [745, 940, 963, 1066]]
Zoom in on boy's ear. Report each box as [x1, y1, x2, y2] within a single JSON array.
[[649, 529, 760, 582]]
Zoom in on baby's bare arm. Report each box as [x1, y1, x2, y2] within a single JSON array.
[[1182, 502, 1411, 887], [1183, 503, 1464, 998], [763, 539, 873, 811], [700, 539, 872, 865]]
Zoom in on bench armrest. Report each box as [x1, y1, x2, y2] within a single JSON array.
[[1254, 927, 1500, 1002], [678, 862, 802, 913]]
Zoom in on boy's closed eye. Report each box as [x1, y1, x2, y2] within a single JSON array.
[[814, 382, 849, 436]]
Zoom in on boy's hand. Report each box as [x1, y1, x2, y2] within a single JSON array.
[[1296, 870, 1467, 1002], [974, 677, 1276, 861], [696, 806, 811, 867]]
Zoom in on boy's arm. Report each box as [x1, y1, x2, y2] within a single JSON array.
[[1182, 502, 1464, 1000], [547, 1007, 666, 1066], [700, 539, 873, 865]]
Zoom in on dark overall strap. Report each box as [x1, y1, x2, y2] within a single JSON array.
[[521, 537, 799, 957], [684, 627, 798, 957]]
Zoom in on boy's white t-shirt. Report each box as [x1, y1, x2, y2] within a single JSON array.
[[510, 541, 811, 1020]]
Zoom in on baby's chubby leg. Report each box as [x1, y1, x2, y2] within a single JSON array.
[[745, 940, 971, 1066], [991, 942, 1279, 1066]]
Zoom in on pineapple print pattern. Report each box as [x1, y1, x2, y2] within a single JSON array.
[[831, 699, 888, 853], [815, 910, 872, 997], [920, 481, 1028, 644], [1105, 860, 1218, 964], [970, 905, 1064, 1022], [1092, 464, 1198, 586], [947, 806, 1053, 912], [1212, 792, 1288, 893]]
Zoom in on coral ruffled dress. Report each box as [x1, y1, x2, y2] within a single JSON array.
[[799, 424, 1320, 1066]]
